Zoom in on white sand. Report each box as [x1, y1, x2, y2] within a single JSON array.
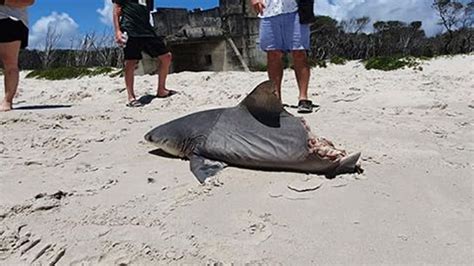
[[0, 55, 473, 264]]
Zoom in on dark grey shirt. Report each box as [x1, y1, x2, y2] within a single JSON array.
[[112, 0, 155, 37]]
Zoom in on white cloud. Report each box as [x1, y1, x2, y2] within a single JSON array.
[[29, 12, 80, 49], [315, 0, 444, 36], [97, 0, 114, 26]]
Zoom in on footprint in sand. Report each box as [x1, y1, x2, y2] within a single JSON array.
[[0, 224, 66, 265], [268, 177, 324, 200]]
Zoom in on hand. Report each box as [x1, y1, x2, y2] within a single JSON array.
[[251, 0, 265, 15], [115, 30, 124, 45], [115, 5, 122, 17]]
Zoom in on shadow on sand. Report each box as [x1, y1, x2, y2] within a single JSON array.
[[137, 94, 157, 106], [148, 148, 181, 159], [14, 104, 72, 110]]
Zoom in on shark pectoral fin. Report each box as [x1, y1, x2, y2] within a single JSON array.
[[189, 155, 227, 184]]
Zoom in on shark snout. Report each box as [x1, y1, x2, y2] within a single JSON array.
[[144, 130, 170, 147], [144, 132, 153, 142], [145, 130, 162, 143]]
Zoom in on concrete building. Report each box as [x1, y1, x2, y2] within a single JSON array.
[[139, 0, 265, 73]]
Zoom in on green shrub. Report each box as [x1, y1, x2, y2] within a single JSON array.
[[330, 56, 347, 65], [283, 54, 291, 69], [26, 67, 89, 80], [91, 67, 114, 76], [250, 63, 267, 72], [26, 67, 115, 80], [364, 56, 409, 71], [364, 56, 425, 71], [109, 68, 124, 78], [309, 58, 327, 68], [418, 55, 433, 61]]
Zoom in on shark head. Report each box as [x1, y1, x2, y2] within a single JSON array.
[[145, 80, 286, 156], [144, 108, 224, 158], [145, 125, 187, 157]]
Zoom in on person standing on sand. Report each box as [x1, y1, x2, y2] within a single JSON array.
[[0, 0, 34, 112], [112, 0, 176, 107], [250, 0, 315, 113]]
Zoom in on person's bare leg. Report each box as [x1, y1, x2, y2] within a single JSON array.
[[291, 50, 310, 101], [156, 52, 172, 97], [124, 59, 138, 102], [0, 41, 21, 112], [267, 50, 284, 100]]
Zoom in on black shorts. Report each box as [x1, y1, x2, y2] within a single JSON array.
[[0, 18, 29, 49], [124, 36, 169, 60]]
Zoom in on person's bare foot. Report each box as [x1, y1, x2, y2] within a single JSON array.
[[0, 101, 12, 112]]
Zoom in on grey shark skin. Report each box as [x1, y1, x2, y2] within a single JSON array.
[[145, 81, 362, 183]]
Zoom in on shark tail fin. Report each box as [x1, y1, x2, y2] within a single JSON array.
[[327, 152, 362, 178]]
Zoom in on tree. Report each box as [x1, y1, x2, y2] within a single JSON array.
[[79, 29, 120, 67], [40, 24, 62, 69], [310, 16, 340, 59], [432, 0, 465, 33], [462, 1, 474, 28], [340, 16, 370, 34], [432, 0, 473, 53]]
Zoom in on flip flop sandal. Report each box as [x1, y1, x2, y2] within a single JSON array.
[[156, 90, 178, 98], [297, 99, 314, 114], [126, 99, 144, 107], [283, 102, 320, 110]]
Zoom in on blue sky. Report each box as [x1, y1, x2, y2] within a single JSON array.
[[29, 1, 219, 35], [27, 0, 455, 49]]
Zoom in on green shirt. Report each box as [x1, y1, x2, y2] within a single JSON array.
[[113, 0, 156, 37]]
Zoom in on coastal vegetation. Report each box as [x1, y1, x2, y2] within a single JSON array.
[[14, 0, 474, 75]]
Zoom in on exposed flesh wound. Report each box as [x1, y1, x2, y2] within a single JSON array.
[[300, 118, 347, 161]]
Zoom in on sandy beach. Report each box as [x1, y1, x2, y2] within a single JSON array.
[[0, 55, 473, 264]]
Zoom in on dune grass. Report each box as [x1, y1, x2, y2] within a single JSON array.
[[364, 56, 424, 71], [309, 58, 327, 68], [26, 67, 116, 80], [330, 56, 347, 65]]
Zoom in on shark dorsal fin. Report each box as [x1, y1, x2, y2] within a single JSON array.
[[239, 81, 285, 126], [240, 80, 283, 112]]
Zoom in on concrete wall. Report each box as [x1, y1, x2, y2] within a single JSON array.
[[153, 7, 221, 37], [152, 8, 189, 37], [143, 0, 266, 73], [188, 8, 221, 28], [220, 0, 244, 15], [170, 40, 227, 72], [219, 0, 265, 70]]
